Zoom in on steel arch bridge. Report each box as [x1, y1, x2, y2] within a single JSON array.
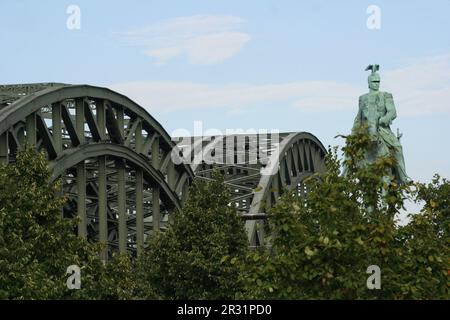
[[0, 83, 194, 258], [176, 132, 327, 246], [0, 83, 327, 252]]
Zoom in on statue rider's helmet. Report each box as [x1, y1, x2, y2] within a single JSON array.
[[366, 64, 380, 91]]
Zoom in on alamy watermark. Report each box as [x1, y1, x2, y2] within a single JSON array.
[[66, 264, 81, 289], [366, 265, 381, 289], [367, 5, 381, 30], [66, 5, 81, 30], [170, 121, 282, 175]]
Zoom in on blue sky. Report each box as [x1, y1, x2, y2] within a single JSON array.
[[1, 0, 450, 193]]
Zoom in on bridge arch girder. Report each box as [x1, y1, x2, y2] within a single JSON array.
[[246, 132, 326, 245], [0, 83, 194, 256], [191, 132, 327, 246]]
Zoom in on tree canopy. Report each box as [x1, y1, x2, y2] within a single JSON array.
[[0, 131, 448, 299], [141, 171, 249, 299], [240, 127, 449, 299]]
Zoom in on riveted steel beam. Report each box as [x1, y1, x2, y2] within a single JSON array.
[[0, 84, 194, 256]]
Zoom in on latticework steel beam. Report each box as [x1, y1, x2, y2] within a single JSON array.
[[181, 132, 327, 246], [1, 83, 327, 251], [0, 83, 194, 258]]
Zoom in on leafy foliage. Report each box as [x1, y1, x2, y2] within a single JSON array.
[[241, 127, 449, 299], [0, 147, 152, 300], [1, 135, 448, 300], [0, 146, 101, 299], [396, 175, 450, 299], [141, 171, 249, 299]]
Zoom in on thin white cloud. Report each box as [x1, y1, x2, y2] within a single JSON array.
[[116, 15, 250, 65], [109, 81, 361, 112], [185, 32, 250, 65], [108, 53, 450, 116]]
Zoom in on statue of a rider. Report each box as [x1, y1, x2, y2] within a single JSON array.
[[352, 64, 409, 184]]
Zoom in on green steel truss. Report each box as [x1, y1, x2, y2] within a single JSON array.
[[0, 83, 194, 258], [0, 83, 327, 252], [176, 132, 327, 247]]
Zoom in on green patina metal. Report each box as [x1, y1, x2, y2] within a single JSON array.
[[0, 68, 414, 252], [0, 83, 194, 257], [189, 132, 327, 246], [352, 64, 409, 184], [0, 82, 328, 250]]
